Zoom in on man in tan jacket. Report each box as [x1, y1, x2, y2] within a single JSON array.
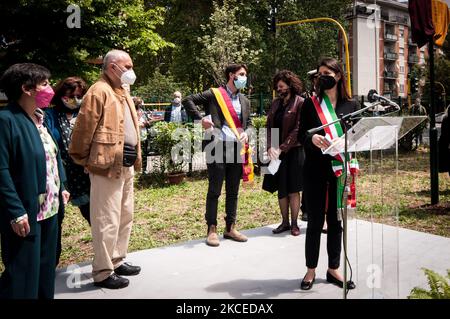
[[70, 49, 142, 289]]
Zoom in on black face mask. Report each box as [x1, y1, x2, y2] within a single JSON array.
[[277, 89, 289, 99], [319, 75, 337, 91]]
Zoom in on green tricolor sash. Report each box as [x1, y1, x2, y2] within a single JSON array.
[[311, 94, 359, 209]]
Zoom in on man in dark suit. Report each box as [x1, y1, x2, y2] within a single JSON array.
[[183, 63, 251, 247], [164, 91, 188, 123]]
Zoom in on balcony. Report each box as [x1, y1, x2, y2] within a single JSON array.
[[384, 82, 397, 92], [385, 15, 408, 25], [384, 52, 398, 61], [408, 55, 419, 64], [384, 33, 398, 42], [384, 71, 398, 79]]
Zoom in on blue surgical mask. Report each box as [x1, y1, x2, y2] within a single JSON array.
[[234, 76, 247, 90]]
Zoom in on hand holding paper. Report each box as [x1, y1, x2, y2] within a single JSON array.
[[202, 115, 214, 132], [268, 147, 281, 161], [268, 158, 281, 175]]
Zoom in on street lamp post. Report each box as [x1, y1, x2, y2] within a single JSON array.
[[276, 17, 352, 96]]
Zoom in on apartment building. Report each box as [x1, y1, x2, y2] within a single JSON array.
[[345, 0, 426, 99]]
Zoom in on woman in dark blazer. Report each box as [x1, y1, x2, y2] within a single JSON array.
[[263, 70, 304, 236], [0, 63, 67, 299], [298, 58, 358, 291]]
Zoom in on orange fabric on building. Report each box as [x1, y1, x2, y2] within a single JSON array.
[[432, 0, 450, 46]]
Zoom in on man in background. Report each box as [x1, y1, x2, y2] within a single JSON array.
[[164, 91, 188, 123]]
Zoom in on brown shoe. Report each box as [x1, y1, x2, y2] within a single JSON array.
[[206, 225, 220, 247], [223, 223, 248, 242]]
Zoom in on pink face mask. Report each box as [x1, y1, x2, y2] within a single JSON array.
[[35, 86, 55, 108]]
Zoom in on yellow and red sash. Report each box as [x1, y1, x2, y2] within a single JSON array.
[[211, 87, 254, 182], [311, 95, 359, 209]]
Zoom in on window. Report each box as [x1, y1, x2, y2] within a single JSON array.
[[399, 30, 404, 38], [400, 66, 404, 73], [399, 48, 404, 55], [400, 84, 404, 93]]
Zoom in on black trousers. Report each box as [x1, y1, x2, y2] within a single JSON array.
[[304, 168, 342, 269], [56, 202, 90, 267], [205, 141, 242, 226], [0, 214, 58, 299]]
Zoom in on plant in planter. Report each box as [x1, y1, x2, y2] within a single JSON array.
[[152, 121, 189, 184]]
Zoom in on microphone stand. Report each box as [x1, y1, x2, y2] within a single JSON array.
[[306, 102, 379, 299], [307, 101, 381, 135], [342, 115, 349, 299]]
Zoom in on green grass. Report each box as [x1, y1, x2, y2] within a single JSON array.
[[355, 147, 450, 236], [0, 147, 449, 272], [57, 174, 281, 269]]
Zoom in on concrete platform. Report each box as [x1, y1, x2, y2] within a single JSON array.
[[55, 219, 450, 299]]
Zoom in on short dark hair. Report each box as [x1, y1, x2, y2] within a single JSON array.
[[51, 76, 87, 111], [273, 70, 303, 96], [0, 63, 51, 102], [224, 63, 248, 82], [132, 96, 144, 108], [317, 57, 351, 101]]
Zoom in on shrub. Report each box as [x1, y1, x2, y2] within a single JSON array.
[[408, 268, 450, 299]]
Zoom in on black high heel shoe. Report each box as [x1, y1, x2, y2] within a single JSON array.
[[272, 223, 291, 234], [300, 273, 315, 290], [326, 271, 356, 289]]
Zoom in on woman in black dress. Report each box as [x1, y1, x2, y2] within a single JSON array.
[[263, 70, 304, 236], [298, 58, 358, 290]]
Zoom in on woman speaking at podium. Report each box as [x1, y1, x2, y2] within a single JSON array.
[[298, 57, 358, 291]]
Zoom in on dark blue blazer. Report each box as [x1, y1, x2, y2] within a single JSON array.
[[0, 103, 66, 235], [164, 104, 188, 123]]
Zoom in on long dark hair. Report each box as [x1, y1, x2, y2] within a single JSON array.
[[317, 57, 351, 102], [51, 76, 87, 112], [272, 70, 303, 97]]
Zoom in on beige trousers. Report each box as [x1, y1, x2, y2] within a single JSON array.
[[89, 167, 134, 282]]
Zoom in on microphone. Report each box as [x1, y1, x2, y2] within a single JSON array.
[[364, 101, 386, 112], [367, 89, 400, 110]]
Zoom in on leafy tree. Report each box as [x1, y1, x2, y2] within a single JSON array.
[[134, 0, 353, 95], [0, 0, 172, 83], [143, 0, 214, 92], [416, 33, 450, 112], [197, 0, 262, 86], [242, 0, 353, 92], [132, 68, 189, 102]]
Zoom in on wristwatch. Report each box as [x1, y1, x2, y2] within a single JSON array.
[[10, 213, 28, 225]]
